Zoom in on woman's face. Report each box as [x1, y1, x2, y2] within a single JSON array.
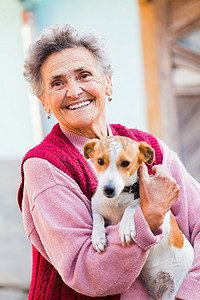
[[39, 47, 112, 138]]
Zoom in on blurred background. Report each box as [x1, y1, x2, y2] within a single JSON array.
[[0, 0, 200, 299]]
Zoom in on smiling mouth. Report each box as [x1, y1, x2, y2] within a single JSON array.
[[66, 100, 92, 110]]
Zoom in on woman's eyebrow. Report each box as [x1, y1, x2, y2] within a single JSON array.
[[49, 74, 65, 83], [74, 68, 84, 73]]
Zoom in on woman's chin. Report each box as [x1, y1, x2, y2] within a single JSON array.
[[60, 114, 97, 130]]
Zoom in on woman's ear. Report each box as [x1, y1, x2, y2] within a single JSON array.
[[39, 96, 51, 114], [105, 75, 113, 96]]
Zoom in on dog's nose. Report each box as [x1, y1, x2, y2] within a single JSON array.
[[103, 185, 116, 198]]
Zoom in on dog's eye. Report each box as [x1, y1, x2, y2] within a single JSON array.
[[120, 160, 130, 168], [97, 158, 105, 166]]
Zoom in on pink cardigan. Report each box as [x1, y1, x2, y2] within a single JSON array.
[[22, 126, 200, 299]]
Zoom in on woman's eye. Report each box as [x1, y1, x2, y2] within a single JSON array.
[[80, 73, 90, 79], [120, 161, 130, 168], [52, 81, 63, 88], [97, 158, 105, 166]]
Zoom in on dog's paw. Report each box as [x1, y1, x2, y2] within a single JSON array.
[[119, 218, 136, 246], [92, 228, 107, 253]]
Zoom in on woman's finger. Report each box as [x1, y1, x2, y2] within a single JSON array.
[[138, 163, 149, 180]]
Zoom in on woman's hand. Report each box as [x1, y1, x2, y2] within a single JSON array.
[[138, 163, 180, 232]]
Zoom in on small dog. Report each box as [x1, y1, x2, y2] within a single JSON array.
[[84, 136, 194, 300]]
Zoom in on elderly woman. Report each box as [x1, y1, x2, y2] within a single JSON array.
[[18, 24, 200, 300]]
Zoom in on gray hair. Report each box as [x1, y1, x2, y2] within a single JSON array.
[[23, 24, 113, 97]]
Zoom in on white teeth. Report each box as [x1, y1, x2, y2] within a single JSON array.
[[68, 100, 91, 110]]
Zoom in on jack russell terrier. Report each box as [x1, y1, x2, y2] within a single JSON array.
[[84, 136, 194, 300]]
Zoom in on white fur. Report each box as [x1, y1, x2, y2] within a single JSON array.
[[90, 138, 194, 299]]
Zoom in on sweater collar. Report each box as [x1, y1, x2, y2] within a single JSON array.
[[60, 125, 113, 153]]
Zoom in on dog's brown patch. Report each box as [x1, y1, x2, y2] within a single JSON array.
[[117, 145, 140, 182], [168, 213, 184, 249], [141, 271, 174, 299], [94, 152, 110, 173], [138, 142, 155, 165]]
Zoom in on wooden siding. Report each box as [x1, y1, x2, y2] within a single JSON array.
[[138, 0, 163, 139], [138, 0, 200, 181], [177, 96, 200, 181]]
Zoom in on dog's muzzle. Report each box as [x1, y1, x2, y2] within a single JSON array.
[[103, 185, 116, 198]]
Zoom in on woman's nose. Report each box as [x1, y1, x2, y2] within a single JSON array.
[[66, 80, 83, 98]]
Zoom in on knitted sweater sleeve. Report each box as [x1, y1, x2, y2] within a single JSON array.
[[159, 140, 200, 300], [22, 157, 163, 297]]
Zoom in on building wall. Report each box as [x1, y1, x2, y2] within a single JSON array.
[[0, 1, 33, 295], [0, 0, 34, 160]]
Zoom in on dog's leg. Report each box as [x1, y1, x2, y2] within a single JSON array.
[[92, 212, 107, 253], [119, 204, 139, 246]]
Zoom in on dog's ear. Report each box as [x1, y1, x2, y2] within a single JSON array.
[[83, 139, 99, 159], [138, 142, 155, 165]]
